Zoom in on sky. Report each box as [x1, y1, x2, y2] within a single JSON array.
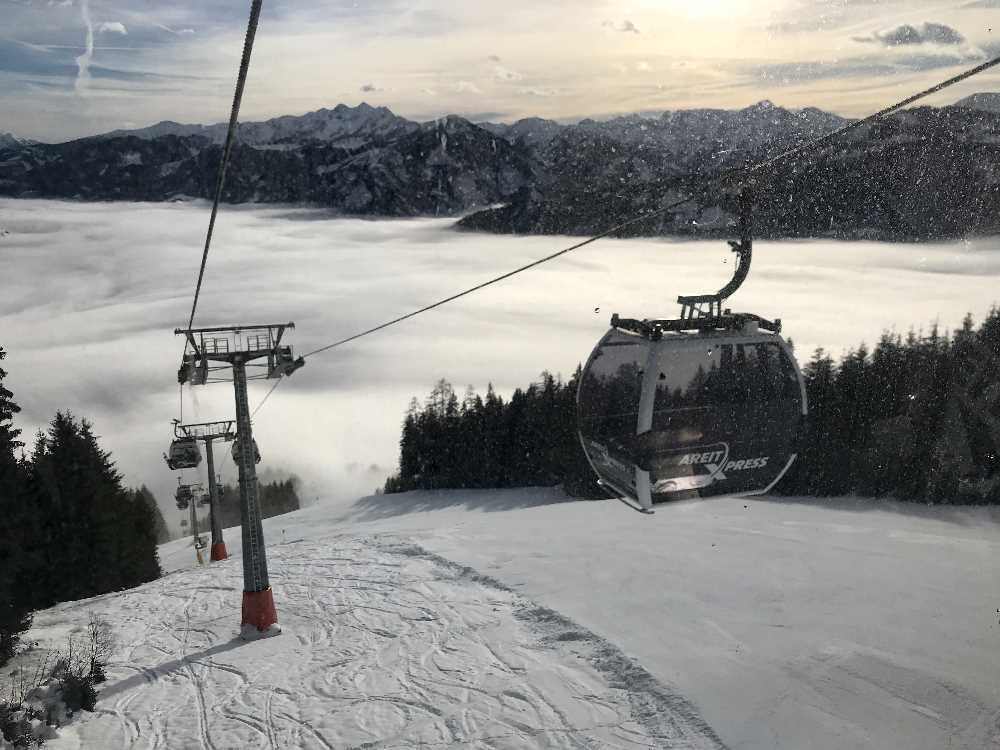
[[3, 199, 1000, 527], [2, 0, 1000, 142]]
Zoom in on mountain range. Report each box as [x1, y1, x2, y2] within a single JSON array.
[[2, 96, 1000, 240]]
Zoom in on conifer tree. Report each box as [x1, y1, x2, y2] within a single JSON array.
[[215, 477, 302, 525], [0, 346, 32, 665], [29, 412, 161, 607], [134, 485, 171, 544], [385, 311, 1000, 506]]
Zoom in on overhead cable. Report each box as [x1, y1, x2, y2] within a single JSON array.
[[186, 0, 264, 333], [301, 194, 696, 358], [747, 53, 1000, 177], [251, 378, 282, 418], [296, 53, 1000, 361]]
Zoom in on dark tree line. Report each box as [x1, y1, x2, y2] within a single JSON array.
[[387, 307, 1000, 505], [0, 346, 162, 666], [780, 308, 1000, 502], [210, 479, 301, 530], [133, 485, 170, 544], [384, 373, 600, 497], [0, 346, 31, 665]]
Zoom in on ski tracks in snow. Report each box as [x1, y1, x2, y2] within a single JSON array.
[[32, 535, 724, 749]]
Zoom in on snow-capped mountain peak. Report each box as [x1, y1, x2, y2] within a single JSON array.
[[954, 92, 1000, 114], [743, 99, 778, 113], [105, 103, 418, 148], [0, 132, 31, 150]]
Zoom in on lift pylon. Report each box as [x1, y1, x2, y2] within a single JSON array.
[[190, 492, 206, 552], [174, 420, 236, 562], [175, 323, 304, 640], [176, 479, 206, 549]]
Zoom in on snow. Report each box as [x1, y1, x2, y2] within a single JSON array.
[[12, 489, 1000, 748], [0, 133, 28, 150], [18, 501, 733, 749]]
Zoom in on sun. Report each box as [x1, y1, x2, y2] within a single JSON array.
[[624, 0, 777, 21]]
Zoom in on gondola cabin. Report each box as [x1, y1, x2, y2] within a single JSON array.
[[268, 345, 305, 379], [578, 316, 806, 511], [576, 186, 807, 512], [165, 437, 201, 470], [178, 353, 208, 386], [232, 437, 261, 465], [175, 484, 194, 510]]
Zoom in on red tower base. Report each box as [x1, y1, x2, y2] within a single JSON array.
[[210, 542, 228, 561], [241, 588, 279, 634]]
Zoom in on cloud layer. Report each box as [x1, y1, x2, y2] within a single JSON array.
[[3, 199, 1000, 519], [854, 22, 965, 46], [602, 19, 640, 34], [97, 21, 128, 35], [1, 1, 998, 143]]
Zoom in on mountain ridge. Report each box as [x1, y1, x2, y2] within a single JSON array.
[[954, 92, 1000, 114], [100, 102, 418, 149], [2, 99, 1000, 239]]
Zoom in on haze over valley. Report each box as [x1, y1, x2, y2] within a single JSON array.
[[3, 198, 999, 520]]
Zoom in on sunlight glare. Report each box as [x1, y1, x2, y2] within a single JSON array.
[[627, 0, 760, 21]]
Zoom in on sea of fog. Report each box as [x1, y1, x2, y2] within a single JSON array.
[[3, 198, 1000, 526]]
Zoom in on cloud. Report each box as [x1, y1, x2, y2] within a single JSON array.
[[752, 46, 986, 86], [360, 83, 383, 92], [7, 0, 989, 143], [75, 0, 94, 93], [155, 23, 196, 36], [854, 22, 965, 47], [602, 19, 640, 34], [516, 86, 562, 97], [344, 462, 385, 476], [754, 60, 897, 85], [97, 21, 128, 35], [492, 65, 523, 82], [766, 0, 871, 34], [758, 19, 985, 87], [611, 61, 651, 74], [0, 37, 80, 80], [768, 18, 841, 34]]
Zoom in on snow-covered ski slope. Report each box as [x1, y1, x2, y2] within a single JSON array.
[[27, 490, 1000, 749], [34, 499, 725, 749]]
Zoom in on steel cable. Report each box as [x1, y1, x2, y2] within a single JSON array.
[[301, 193, 696, 358], [251, 378, 283, 418], [295, 53, 1000, 363], [185, 0, 264, 334], [746, 54, 1000, 179]]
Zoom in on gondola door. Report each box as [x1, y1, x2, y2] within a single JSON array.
[[577, 329, 649, 506], [632, 340, 661, 511], [640, 337, 723, 500], [640, 334, 805, 500]]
